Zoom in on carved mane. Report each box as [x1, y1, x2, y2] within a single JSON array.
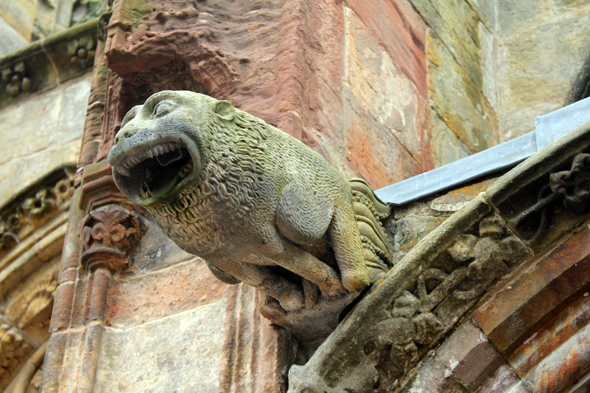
[[149, 109, 270, 255]]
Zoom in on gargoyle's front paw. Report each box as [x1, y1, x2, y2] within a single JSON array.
[[341, 270, 370, 292], [318, 280, 345, 298]]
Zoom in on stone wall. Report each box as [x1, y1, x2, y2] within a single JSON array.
[[408, 0, 590, 167], [0, 0, 73, 42], [494, 0, 590, 141], [0, 75, 91, 207]]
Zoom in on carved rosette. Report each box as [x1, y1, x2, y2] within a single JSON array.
[[1, 62, 32, 97], [80, 205, 141, 272], [67, 36, 97, 70]]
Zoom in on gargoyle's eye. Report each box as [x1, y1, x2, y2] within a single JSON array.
[[154, 101, 173, 118]]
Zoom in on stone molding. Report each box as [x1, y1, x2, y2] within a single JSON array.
[[0, 165, 74, 391], [288, 119, 590, 392], [0, 18, 98, 110]]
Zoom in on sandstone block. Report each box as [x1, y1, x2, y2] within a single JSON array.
[[496, 10, 590, 117], [345, 0, 427, 96], [343, 7, 432, 187], [496, 0, 553, 37], [95, 301, 227, 393], [427, 32, 498, 154], [409, 0, 483, 90]]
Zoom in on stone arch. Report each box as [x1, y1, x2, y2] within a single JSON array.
[[0, 165, 75, 392]]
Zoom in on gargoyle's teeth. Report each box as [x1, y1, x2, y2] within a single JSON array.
[[156, 147, 183, 167], [117, 166, 131, 177]]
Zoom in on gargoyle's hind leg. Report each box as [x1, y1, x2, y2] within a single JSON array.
[[329, 206, 370, 292], [211, 259, 305, 312]]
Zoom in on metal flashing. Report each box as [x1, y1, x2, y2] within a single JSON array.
[[376, 96, 590, 205]]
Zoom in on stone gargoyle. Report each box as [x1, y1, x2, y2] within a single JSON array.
[[108, 91, 392, 340]]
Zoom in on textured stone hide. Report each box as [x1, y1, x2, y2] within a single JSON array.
[[108, 90, 392, 340]]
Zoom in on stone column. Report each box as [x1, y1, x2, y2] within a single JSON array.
[[74, 203, 141, 393]]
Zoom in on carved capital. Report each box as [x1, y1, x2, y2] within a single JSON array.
[[80, 205, 141, 272]]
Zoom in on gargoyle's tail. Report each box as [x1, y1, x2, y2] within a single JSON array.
[[349, 179, 394, 274]]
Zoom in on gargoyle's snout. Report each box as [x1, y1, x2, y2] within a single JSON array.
[[108, 125, 196, 205]]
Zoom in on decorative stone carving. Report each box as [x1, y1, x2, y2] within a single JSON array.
[[550, 152, 590, 214], [0, 324, 33, 389], [287, 198, 529, 392], [1, 62, 32, 97], [5, 272, 58, 330], [0, 167, 74, 255], [510, 152, 590, 242], [108, 91, 392, 340], [80, 205, 141, 272], [67, 36, 96, 70]]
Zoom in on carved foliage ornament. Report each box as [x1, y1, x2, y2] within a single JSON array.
[[511, 152, 590, 241], [0, 173, 73, 252], [288, 211, 528, 393], [67, 36, 96, 70], [550, 152, 590, 214], [363, 216, 524, 389], [0, 324, 32, 388], [81, 205, 141, 271]]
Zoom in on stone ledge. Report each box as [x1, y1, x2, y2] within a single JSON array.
[[0, 18, 97, 110]]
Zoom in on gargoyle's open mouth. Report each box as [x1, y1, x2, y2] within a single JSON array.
[[115, 142, 193, 200]]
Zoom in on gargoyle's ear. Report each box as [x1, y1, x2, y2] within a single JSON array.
[[214, 100, 235, 121]]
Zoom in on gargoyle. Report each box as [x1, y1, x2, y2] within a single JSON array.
[[108, 91, 391, 333]]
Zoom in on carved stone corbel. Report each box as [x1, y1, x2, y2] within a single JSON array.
[[73, 204, 142, 393], [80, 204, 141, 273]]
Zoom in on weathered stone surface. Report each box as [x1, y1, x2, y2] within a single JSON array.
[[499, 101, 560, 142], [495, 0, 553, 37], [390, 215, 446, 263], [523, 322, 590, 393], [343, 6, 432, 188], [129, 218, 194, 274], [106, 259, 229, 328], [496, 9, 590, 139], [430, 178, 497, 213], [479, 21, 496, 110], [345, 0, 427, 97], [466, 0, 495, 31], [0, 16, 27, 56], [95, 300, 227, 393], [0, 0, 36, 41], [509, 284, 590, 376], [476, 364, 522, 393], [435, 319, 504, 390], [430, 111, 471, 167], [0, 75, 90, 206], [220, 285, 294, 393], [398, 319, 516, 392], [474, 227, 590, 355], [427, 32, 498, 155], [408, 0, 483, 90], [553, 0, 590, 13]]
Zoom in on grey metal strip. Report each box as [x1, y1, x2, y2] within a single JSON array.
[[375, 96, 590, 205]]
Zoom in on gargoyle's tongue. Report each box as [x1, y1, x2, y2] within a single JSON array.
[[143, 147, 192, 199], [156, 149, 183, 166], [146, 164, 178, 198]]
